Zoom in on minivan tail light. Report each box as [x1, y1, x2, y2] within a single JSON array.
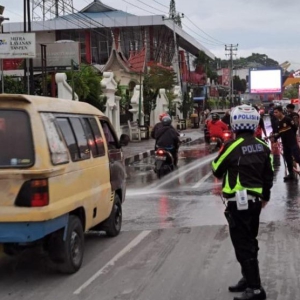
[[15, 179, 49, 207]]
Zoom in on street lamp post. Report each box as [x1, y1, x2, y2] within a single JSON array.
[[0, 7, 10, 94]]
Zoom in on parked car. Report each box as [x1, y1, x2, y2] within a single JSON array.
[[0, 94, 129, 274]]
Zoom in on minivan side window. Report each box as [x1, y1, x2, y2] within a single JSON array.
[[56, 118, 90, 161], [101, 120, 118, 150], [40, 113, 69, 165], [82, 118, 105, 157], [69, 118, 90, 160]]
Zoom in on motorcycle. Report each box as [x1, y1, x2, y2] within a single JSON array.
[[208, 130, 233, 153], [208, 136, 223, 153], [223, 130, 233, 142], [155, 147, 176, 179]]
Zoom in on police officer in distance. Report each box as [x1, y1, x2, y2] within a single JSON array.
[[212, 105, 274, 300], [286, 103, 299, 130], [272, 105, 300, 181]]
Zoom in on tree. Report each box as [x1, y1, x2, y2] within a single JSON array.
[[66, 65, 105, 111], [193, 50, 218, 82], [193, 50, 210, 69], [166, 91, 176, 116], [1, 76, 26, 94], [214, 53, 279, 70], [115, 80, 130, 114], [233, 76, 247, 94], [143, 66, 177, 119], [284, 84, 299, 99]]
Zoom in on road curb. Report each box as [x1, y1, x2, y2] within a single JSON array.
[[124, 136, 202, 166]]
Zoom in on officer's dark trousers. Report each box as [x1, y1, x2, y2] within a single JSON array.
[[226, 200, 262, 288], [283, 144, 300, 175]]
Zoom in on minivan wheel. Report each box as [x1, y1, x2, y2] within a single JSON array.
[[48, 215, 84, 274], [105, 195, 122, 237]]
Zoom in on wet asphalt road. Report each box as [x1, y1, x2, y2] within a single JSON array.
[[1, 120, 300, 300]]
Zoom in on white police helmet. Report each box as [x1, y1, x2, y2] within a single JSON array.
[[230, 105, 260, 132]]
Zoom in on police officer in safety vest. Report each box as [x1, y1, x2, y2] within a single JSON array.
[[212, 105, 274, 300]]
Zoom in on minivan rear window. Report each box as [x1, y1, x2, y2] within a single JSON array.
[[0, 110, 34, 168]]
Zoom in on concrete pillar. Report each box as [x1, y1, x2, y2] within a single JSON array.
[[101, 72, 121, 136], [55, 73, 78, 100], [129, 84, 144, 125], [150, 88, 169, 127], [173, 85, 183, 119]]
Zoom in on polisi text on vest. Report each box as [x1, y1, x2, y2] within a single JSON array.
[[238, 114, 257, 120]]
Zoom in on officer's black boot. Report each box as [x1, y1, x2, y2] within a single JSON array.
[[233, 259, 266, 300], [284, 173, 295, 181], [228, 277, 247, 292]]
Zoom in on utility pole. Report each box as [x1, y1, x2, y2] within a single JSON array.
[[225, 44, 238, 107], [27, 0, 34, 95], [162, 13, 184, 90]]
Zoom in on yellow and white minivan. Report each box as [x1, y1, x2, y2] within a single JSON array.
[[0, 94, 129, 273]]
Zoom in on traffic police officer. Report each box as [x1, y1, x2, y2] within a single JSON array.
[[212, 105, 274, 300]]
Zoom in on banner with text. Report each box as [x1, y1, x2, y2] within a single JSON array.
[[0, 33, 36, 59]]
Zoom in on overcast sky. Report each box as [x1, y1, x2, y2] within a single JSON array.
[[2, 0, 300, 70]]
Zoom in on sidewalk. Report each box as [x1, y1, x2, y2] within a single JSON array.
[[123, 128, 204, 166]]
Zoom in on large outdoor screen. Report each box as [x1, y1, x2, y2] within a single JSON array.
[[249, 69, 282, 94]]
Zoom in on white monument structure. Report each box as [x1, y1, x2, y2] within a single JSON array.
[[173, 85, 183, 119], [150, 88, 169, 127], [55, 73, 79, 101], [129, 84, 144, 125], [101, 72, 121, 137]]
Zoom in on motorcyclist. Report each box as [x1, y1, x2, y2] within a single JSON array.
[[155, 115, 180, 167], [221, 110, 231, 129], [207, 113, 228, 143], [151, 113, 168, 139], [212, 105, 273, 300]]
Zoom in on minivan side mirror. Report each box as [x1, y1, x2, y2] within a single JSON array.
[[119, 134, 130, 147]]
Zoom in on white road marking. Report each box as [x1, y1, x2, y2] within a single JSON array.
[[192, 171, 213, 188], [74, 230, 151, 295]]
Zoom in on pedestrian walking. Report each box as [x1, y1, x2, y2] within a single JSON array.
[[212, 105, 274, 300]]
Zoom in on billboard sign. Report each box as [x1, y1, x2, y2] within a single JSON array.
[[249, 68, 282, 94], [33, 42, 80, 71], [0, 33, 36, 59]]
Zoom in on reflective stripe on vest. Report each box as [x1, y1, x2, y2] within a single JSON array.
[[212, 138, 244, 172]]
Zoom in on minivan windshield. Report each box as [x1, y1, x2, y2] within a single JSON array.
[[0, 110, 34, 168]]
